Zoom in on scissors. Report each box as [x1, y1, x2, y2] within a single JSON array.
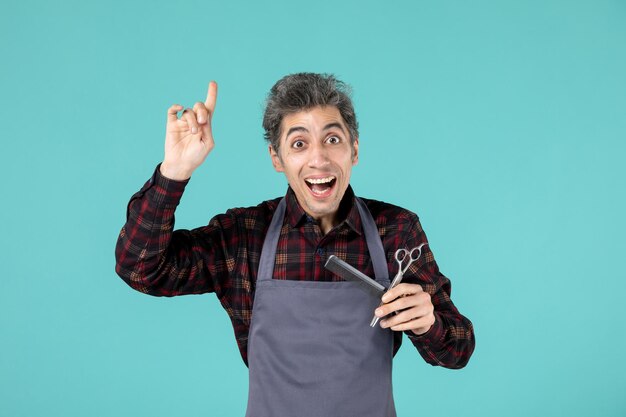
[[370, 243, 427, 327]]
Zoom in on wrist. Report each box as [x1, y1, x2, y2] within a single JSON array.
[[160, 162, 193, 181], [411, 325, 432, 336], [407, 312, 445, 345]]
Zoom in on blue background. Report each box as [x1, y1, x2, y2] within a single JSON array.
[[1, 1, 625, 416]]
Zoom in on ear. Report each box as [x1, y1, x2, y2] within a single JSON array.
[[269, 145, 284, 172], [351, 137, 359, 166]]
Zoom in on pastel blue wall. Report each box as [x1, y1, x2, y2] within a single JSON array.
[[1, 1, 625, 416]]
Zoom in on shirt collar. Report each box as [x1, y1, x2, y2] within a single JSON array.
[[284, 185, 362, 235]]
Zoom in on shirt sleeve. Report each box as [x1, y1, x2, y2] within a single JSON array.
[[401, 216, 476, 369], [114, 164, 236, 297]]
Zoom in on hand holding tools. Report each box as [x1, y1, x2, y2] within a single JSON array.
[[370, 243, 427, 327]]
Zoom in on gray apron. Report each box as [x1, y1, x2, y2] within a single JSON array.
[[245, 197, 396, 417]]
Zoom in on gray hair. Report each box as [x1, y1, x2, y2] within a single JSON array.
[[262, 73, 359, 153]]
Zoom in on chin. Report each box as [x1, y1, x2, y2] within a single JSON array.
[[306, 200, 339, 216]]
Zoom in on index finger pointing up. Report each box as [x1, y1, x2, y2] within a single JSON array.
[[205, 81, 218, 113]]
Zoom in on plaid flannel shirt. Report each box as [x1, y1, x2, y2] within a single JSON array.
[[115, 164, 475, 368]]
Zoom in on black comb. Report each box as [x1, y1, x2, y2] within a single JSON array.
[[324, 255, 385, 297]]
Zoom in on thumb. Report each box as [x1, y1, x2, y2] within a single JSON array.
[[201, 118, 214, 145]]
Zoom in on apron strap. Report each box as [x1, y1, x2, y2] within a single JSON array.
[[257, 196, 389, 284], [257, 198, 287, 283], [355, 197, 389, 282]]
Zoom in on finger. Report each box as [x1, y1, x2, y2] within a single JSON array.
[[390, 311, 436, 332], [167, 104, 183, 123], [201, 118, 214, 144], [389, 316, 434, 332], [182, 109, 200, 134], [204, 81, 218, 113], [381, 283, 423, 303], [381, 309, 417, 329], [375, 293, 419, 318], [381, 304, 432, 328], [193, 102, 209, 124]]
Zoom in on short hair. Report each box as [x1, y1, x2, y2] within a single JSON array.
[[262, 73, 359, 153]]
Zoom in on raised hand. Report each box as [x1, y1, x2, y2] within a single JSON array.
[[160, 81, 218, 180]]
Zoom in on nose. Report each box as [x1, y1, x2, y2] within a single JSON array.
[[307, 142, 330, 169]]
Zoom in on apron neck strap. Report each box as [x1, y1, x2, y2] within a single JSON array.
[[257, 198, 287, 283], [354, 197, 389, 281]]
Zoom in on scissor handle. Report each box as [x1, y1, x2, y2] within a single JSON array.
[[394, 243, 428, 274]]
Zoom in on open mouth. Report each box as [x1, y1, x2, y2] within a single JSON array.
[[305, 176, 337, 197]]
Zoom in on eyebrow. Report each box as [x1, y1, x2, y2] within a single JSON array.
[[285, 122, 346, 138]]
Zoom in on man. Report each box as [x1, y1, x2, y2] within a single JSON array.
[[115, 73, 475, 417]]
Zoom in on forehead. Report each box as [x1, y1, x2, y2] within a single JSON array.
[[280, 106, 346, 137]]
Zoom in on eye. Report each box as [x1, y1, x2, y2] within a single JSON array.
[[326, 136, 340, 144], [292, 140, 305, 149]]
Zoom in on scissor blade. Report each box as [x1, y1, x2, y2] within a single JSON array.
[[388, 270, 404, 290], [324, 255, 385, 297]]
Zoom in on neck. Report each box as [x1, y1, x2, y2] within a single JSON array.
[[316, 214, 337, 235]]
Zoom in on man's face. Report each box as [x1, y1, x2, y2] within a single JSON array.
[[270, 106, 359, 228]]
